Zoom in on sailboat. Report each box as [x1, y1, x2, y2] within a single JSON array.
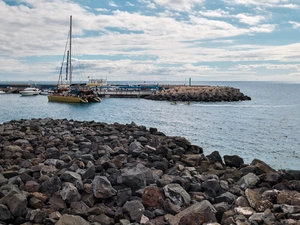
[[48, 16, 101, 103]]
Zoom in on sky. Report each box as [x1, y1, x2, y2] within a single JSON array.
[[0, 0, 300, 83]]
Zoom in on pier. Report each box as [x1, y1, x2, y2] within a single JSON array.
[[97, 90, 152, 98]]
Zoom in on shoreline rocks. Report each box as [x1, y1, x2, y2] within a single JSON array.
[[0, 118, 299, 225], [146, 85, 251, 102]]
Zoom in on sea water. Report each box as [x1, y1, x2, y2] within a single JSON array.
[[1, 81, 299, 170]]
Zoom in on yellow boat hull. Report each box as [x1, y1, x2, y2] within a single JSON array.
[[48, 95, 88, 103]]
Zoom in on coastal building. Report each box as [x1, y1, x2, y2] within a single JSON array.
[[87, 78, 108, 87]]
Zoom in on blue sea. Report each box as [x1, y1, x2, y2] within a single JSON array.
[[1, 81, 299, 170]]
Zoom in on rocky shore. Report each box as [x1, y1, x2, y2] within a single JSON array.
[[0, 118, 299, 225], [145, 86, 251, 102]]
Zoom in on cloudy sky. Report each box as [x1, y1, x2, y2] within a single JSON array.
[[0, 0, 300, 83]]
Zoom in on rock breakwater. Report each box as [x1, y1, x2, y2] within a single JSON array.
[[146, 86, 251, 102], [0, 118, 299, 225]]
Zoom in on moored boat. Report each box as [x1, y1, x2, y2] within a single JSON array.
[[40, 89, 53, 95], [48, 94, 88, 103], [48, 16, 100, 103], [20, 87, 41, 96]]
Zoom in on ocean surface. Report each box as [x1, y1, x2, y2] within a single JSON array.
[[1, 81, 299, 170]]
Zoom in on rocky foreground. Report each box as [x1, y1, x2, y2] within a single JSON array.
[[0, 119, 299, 225], [145, 86, 251, 102]]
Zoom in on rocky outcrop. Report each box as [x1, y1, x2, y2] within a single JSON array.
[[0, 118, 299, 225], [146, 85, 251, 102]]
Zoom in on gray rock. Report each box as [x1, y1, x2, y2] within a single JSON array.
[[6, 191, 29, 216], [40, 175, 61, 197], [60, 170, 83, 191], [202, 178, 223, 197], [49, 196, 67, 211], [24, 180, 40, 192], [56, 214, 90, 225], [181, 154, 202, 167], [280, 204, 300, 214], [237, 173, 260, 189], [0, 204, 13, 221], [60, 182, 81, 204], [207, 151, 224, 165], [45, 147, 60, 159], [14, 139, 30, 146], [29, 196, 45, 209], [224, 155, 244, 168], [26, 208, 46, 223], [120, 166, 147, 192], [117, 188, 132, 207], [215, 191, 237, 204], [245, 188, 260, 208], [92, 176, 117, 198], [70, 201, 90, 216], [82, 164, 96, 180], [123, 199, 145, 222], [164, 198, 181, 215], [168, 200, 217, 225], [163, 183, 191, 206]]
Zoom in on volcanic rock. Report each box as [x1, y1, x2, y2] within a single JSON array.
[[146, 85, 251, 102], [0, 118, 299, 225]]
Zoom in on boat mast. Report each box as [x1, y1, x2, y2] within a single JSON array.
[[69, 15, 72, 85]]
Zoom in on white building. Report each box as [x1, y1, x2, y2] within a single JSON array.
[[87, 79, 108, 86]]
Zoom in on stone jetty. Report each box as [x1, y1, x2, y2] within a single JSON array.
[[0, 118, 299, 225], [146, 86, 251, 102]]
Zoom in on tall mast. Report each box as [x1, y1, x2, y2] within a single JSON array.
[[69, 15, 72, 85]]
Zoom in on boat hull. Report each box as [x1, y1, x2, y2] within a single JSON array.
[[48, 95, 88, 103], [20, 92, 38, 96], [87, 96, 102, 102], [20, 87, 41, 96]]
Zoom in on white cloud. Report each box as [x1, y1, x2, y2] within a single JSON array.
[[153, 0, 204, 11], [235, 13, 265, 25], [109, 1, 118, 7], [249, 24, 275, 33], [198, 9, 229, 18], [138, 0, 156, 9], [222, 0, 299, 9], [289, 21, 300, 28], [126, 2, 135, 7], [0, 0, 299, 82]]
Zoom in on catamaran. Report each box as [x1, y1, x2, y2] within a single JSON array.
[[48, 16, 101, 103]]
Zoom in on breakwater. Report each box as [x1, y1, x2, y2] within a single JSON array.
[[146, 85, 251, 101], [1, 83, 251, 102], [0, 118, 299, 224]]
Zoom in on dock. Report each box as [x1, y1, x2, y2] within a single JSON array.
[[97, 90, 152, 98]]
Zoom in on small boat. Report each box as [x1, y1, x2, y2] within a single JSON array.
[[48, 16, 100, 103], [40, 89, 52, 95], [0, 90, 6, 94], [20, 87, 41, 96]]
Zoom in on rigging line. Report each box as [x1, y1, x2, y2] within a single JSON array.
[[58, 30, 70, 86], [72, 37, 87, 82]]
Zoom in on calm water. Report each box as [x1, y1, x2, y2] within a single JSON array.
[[1, 81, 299, 170]]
